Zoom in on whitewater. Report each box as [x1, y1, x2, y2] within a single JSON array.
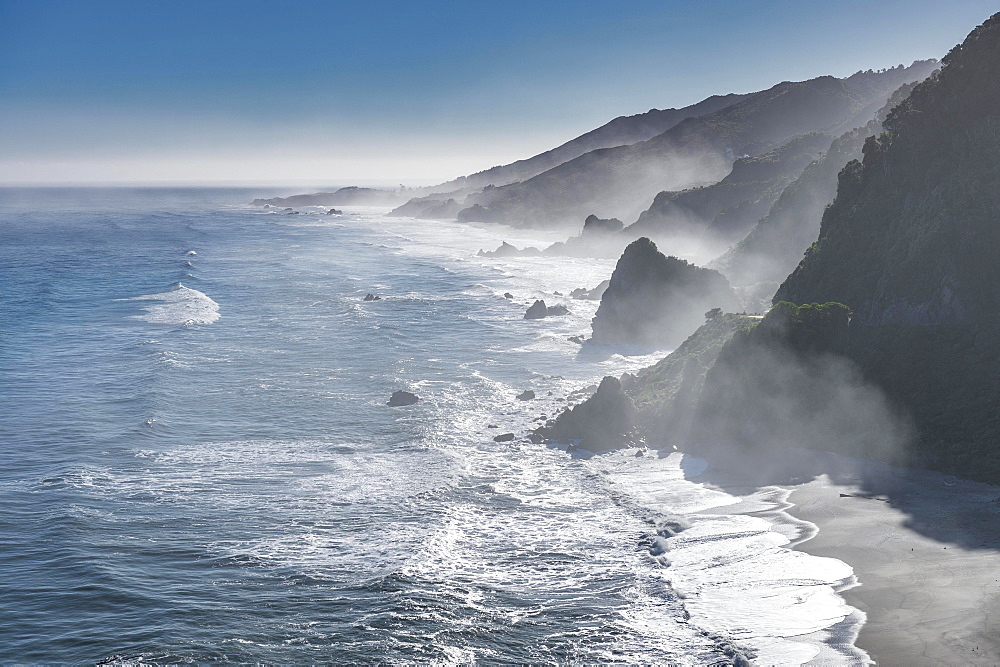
[[0, 187, 865, 663]]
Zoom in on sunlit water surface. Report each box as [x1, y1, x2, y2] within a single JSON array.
[[0, 188, 863, 663]]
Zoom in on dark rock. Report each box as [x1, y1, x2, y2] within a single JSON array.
[[326, 208, 343, 215], [570, 279, 610, 300], [487, 424, 499, 428], [286, 211, 300, 215], [582, 214, 624, 236], [457, 203, 507, 224], [478, 241, 542, 257], [363, 293, 382, 302], [391, 197, 461, 220], [387, 390, 419, 406], [493, 433, 516, 442], [620, 372, 638, 391], [529, 432, 546, 444], [516, 390, 535, 401], [568, 335, 585, 344], [540, 376, 636, 451], [524, 300, 547, 319], [284, 207, 293, 211], [504, 292, 514, 299], [592, 237, 740, 348], [546, 304, 570, 316], [252, 186, 407, 208]]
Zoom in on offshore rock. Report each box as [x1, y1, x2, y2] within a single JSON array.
[[387, 390, 419, 407], [524, 300, 547, 319], [540, 376, 636, 451], [546, 304, 570, 316]]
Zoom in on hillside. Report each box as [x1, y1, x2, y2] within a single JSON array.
[[715, 14, 1000, 481], [711, 78, 925, 287], [437, 94, 747, 191], [456, 61, 938, 228], [625, 131, 832, 253]]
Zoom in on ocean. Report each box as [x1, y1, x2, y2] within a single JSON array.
[[0, 187, 865, 664]]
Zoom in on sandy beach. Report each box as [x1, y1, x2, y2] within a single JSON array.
[[693, 445, 1000, 665]]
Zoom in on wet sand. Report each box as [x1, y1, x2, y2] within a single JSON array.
[[693, 445, 1000, 665]]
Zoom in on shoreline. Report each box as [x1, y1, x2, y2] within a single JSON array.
[[692, 444, 1000, 665]]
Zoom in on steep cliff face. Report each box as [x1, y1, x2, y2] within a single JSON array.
[[627, 312, 757, 444], [698, 14, 1000, 481], [711, 79, 924, 287], [775, 17, 1000, 322], [591, 238, 739, 348]]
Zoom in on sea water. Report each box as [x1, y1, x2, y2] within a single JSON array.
[[0, 187, 865, 663]]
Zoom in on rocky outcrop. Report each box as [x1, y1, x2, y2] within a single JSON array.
[[582, 214, 624, 236], [570, 280, 610, 300], [516, 390, 535, 401], [457, 204, 506, 224], [390, 197, 462, 219], [477, 241, 541, 257], [524, 300, 547, 319], [546, 304, 569, 316], [253, 186, 407, 207], [627, 313, 757, 444], [591, 238, 740, 348], [387, 390, 419, 406], [539, 376, 637, 451]]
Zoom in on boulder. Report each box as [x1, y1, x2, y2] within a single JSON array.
[[493, 433, 516, 442], [326, 208, 343, 215], [546, 304, 570, 316], [387, 390, 419, 406], [363, 293, 382, 302], [524, 300, 547, 319], [504, 292, 514, 299], [538, 376, 636, 451], [516, 390, 535, 401]]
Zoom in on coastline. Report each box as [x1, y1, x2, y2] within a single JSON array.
[[692, 444, 1000, 665]]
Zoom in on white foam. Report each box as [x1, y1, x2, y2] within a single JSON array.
[[592, 451, 868, 664], [122, 283, 220, 325]]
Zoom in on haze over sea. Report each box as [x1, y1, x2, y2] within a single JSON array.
[[0, 187, 863, 663]]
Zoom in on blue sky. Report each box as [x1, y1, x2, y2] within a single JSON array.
[[0, 0, 995, 184]]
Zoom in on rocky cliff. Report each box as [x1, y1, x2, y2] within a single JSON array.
[[591, 238, 739, 348], [706, 14, 1000, 481]]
